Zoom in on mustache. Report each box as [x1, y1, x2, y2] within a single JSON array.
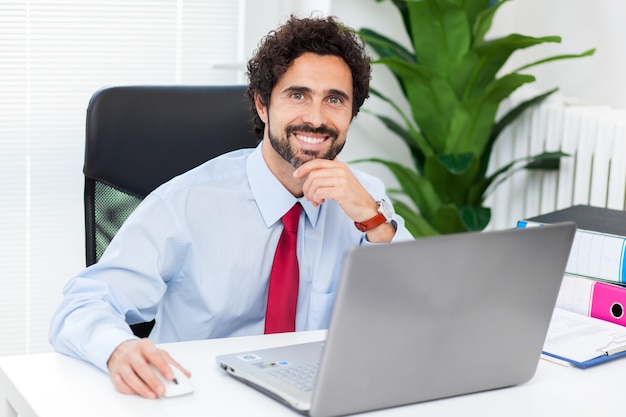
[[285, 124, 338, 138]]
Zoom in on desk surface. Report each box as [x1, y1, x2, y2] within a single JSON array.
[[0, 330, 623, 417]]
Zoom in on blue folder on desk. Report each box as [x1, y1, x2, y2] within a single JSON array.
[[543, 351, 626, 368]]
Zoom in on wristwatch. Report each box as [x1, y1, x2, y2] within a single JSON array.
[[354, 199, 393, 232]]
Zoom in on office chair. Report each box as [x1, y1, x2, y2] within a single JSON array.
[[83, 85, 259, 337]]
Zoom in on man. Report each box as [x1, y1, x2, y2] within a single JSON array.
[[49, 15, 413, 399]]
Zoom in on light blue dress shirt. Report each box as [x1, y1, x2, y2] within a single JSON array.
[[49, 142, 413, 372]]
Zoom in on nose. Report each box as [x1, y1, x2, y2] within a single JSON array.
[[301, 101, 327, 127]]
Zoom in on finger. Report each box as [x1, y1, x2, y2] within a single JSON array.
[[168, 357, 192, 378], [304, 178, 346, 206], [301, 166, 348, 196], [142, 342, 175, 380], [304, 169, 360, 206], [117, 363, 160, 399], [112, 371, 137, 396], [141, 344, 191, 383], [135, 360, 167, 397], [293, 158, 339, 179]]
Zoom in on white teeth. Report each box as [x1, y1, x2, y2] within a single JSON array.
[[295, 134, 324, 144]]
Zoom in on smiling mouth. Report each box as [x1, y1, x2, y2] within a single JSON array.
[[294, 133, 326, 145], [286, 124, 338, 146]]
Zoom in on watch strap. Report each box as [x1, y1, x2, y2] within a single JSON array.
[[354, 212, 387, 232]]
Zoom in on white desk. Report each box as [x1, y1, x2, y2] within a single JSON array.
[[0, 329, 623, 417]]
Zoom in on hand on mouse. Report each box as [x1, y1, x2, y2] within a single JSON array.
[[150, 364, 194, 397], [107, 338, 191, 399]]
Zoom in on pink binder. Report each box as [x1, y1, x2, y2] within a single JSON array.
[[590, 281, 626, 326], [557, 274, 626, 327]]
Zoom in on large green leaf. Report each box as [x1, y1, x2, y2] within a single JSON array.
[[351, 157, 442, 221], [436, 152, 475, 175], [514, 48, 596, 72], [367, 111, 425, 174], [431, 204, 491, 234], [444, 104, 473, 153], [459, 205, 491, 231], [431, 204, 469, 234], [358, 27, 416, 97], [472, 151, 570, 203], [478, 88, 558, 179], [358, 28, 416, 63], [386, 0, 412, 40], [368, 86, 433, 159], [389, 199, 439, 237], [405, 0, 471, 76], [490, 88, 558, 146], [424, 152, 480, 204], [524, 155, 564, 169], [458, 204, 492, 231], [377, 57, 459, 152], [463, 34, 561, 98], [460, 72, 535, 154], [471, 0, 507, 46], [439, 72, 533, 166]]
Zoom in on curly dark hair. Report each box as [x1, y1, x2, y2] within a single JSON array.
[[246, 15, 372, 139]]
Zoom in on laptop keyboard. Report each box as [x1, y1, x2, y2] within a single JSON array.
[[269, 363, 319, 392]]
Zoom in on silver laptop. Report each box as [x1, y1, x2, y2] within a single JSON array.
[[216, 223, 576, 417]]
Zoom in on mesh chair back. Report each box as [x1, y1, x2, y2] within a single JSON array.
[[86, 181, 142, 264], [83, 85, 259, 337]]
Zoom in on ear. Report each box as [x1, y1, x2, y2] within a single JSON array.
[[254, 93, 268, 124]]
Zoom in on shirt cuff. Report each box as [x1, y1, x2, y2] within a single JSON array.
[[87, 327, 139, 373]]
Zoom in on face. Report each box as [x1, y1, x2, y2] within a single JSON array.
[[256, 52, 354, 169]]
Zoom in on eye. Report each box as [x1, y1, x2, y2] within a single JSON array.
[[290, 92, 305, 100], [327, 95, 344, 105]]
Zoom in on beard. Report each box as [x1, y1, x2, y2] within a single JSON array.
[[267, 121, 345, 169]]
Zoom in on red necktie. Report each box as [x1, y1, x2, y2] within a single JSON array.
[[265, 203, 301, 334]]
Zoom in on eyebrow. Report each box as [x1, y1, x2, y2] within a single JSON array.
[[282, 86, 351, 102]]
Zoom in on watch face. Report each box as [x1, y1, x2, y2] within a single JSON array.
[[379, 199, 394, 221]]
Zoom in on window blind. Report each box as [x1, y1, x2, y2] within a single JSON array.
[[0, 0, 243, 356]]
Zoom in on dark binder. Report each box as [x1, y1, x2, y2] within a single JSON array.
[[527, 205, 626, 236]]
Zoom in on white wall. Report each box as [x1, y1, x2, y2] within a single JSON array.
[[490, 0, 626, 110], [244, 0, 331, 58]]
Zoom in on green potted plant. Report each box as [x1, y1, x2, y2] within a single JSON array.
[[355, 0, 595, 237]]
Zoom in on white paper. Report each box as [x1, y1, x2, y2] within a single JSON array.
[[543, 308, 626, 363]]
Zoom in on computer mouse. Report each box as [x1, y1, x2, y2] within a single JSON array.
[[150, 365, 194, 398]]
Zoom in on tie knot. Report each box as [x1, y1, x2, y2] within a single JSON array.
[[282, 203, 301, 233]]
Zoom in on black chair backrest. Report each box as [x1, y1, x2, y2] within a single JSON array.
[[83, 85, 259, 338], [84, 85, 259, 267]]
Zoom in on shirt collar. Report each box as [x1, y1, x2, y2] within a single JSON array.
[[246, 141, 320, 228]]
